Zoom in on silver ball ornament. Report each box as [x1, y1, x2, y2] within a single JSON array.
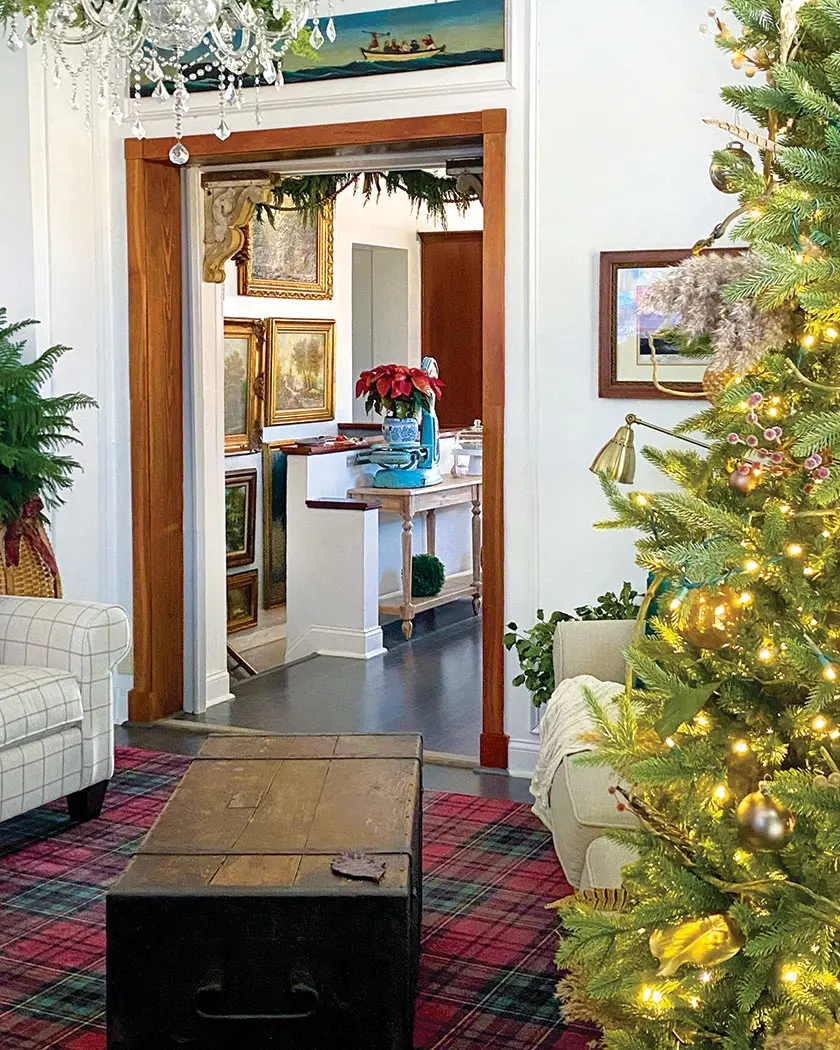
[[736, 790, 795, 851]]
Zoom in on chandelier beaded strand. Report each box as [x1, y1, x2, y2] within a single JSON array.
[[3, 0, 341, 164]]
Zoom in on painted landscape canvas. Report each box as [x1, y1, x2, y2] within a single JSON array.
[[140, 0, 504, 94]]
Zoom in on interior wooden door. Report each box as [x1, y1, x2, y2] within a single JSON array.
[[420, 231, 483, 429]]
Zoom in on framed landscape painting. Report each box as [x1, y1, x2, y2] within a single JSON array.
[[262, 441, 295, 609], [598, 249, 716, 399], [226, 569, 259, 634], [266, 318, 335, 425], [224, 318, 265, 452], [237, 200, 334, 300], [225, 468, 257, 568]]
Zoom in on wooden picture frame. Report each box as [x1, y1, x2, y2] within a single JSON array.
[[262, 440, 296, 609], [599, 248, 734, 399], [266, 318, 336, 425], [226, 569, 259, 634], [224, 468, 257, 568], [224, 317, 265, 452], [237, 199, 334, 300]]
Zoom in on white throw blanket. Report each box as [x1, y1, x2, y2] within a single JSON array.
[[529, 674, 624, 828]]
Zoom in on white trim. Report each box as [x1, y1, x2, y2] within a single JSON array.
[[183, 168, 232, 714], [138, 52, 513, 128], [204, 670, 235, 709], [507, 737, 539, 780], [285, 625, 386, 663]]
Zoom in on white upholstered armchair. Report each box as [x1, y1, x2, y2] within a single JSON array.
[[0, 597, 131, 824]]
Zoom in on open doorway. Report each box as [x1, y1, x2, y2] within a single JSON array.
[[222, 163, 484, 701], [125, 111, 508, 768]]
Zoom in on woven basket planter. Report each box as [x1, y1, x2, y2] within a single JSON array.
[[0, 500, 62, 599]]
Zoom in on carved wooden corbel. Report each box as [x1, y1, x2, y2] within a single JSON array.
[[203, 175, 274, 283]]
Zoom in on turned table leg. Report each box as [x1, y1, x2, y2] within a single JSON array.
[[426, 509, 436, 558], [401, 508, 414, 639], [471, 488, 482, 615]]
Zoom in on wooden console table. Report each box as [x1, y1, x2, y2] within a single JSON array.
[[347, 476, 482, 639]]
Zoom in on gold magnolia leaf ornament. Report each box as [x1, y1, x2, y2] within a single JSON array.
[[649, 914, 745, 976]]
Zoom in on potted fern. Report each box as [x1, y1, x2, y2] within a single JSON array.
[[0, 310, 96, 597]]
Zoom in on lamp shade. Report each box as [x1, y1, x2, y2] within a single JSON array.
[[590, 425, 636, 484]]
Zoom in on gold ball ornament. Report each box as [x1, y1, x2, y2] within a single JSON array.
[[710, 141, 755, 193], [681, 587, 746, 650], [736, 789, 795, 851], [729, 467, 759, 494]]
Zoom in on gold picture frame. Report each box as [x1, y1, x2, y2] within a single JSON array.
[[237, 199, 334, 300], [262, 440, 296, 609], [225, 468, 257, 569], [266, 318, 336, 426], [226, 569, 259, 634], [223, 317, 265, 453]]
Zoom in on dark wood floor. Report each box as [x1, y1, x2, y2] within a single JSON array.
[[182, 602, 483, 757], [115, 724, 532, 802]]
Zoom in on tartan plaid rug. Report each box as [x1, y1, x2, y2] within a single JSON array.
[[0, 747, 591, 1050]]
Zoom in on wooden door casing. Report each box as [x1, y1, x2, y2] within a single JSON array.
[[126, 111, 508, 769]]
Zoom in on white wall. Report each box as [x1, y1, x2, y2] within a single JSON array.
[[0, 0, 737, 768], [0, 53, 36, 329]]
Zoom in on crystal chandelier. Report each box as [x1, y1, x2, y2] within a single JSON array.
[[4, 0, 340, 164]]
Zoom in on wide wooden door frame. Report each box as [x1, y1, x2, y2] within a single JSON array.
[[125, 110, 509, 769]]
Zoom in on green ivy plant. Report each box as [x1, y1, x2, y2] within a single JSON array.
[[503, 582, 641, 708]]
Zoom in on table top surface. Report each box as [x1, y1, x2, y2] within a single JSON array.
[[112, 735, 422, 895], [348, 474, 482, 498]]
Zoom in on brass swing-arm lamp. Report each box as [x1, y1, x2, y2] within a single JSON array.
[[590, 414, 712, 485]]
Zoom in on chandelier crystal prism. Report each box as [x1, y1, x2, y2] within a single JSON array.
[[3, 0, 341, 164]]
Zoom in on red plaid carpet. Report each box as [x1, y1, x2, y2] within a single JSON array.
[[0, 747, 590, 1049]]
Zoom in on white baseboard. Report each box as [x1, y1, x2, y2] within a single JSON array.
[[286, 625, 386, 663], [205, 669, 234, 709], [507, 737, 540, 780]]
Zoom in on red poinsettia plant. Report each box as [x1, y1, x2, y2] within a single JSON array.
[[355, 364, 444, 419]]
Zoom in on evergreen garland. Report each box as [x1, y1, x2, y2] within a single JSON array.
[[255, 170, 478, 229], [0, 310, 95, 526]]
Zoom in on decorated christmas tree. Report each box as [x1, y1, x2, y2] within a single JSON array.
[[557, 4, 840, 1049]]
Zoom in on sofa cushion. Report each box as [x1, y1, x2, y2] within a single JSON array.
[[0, 666, 83, 750]]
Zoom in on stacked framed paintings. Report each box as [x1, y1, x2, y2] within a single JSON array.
[[226, 569, 259, 634], [225, 469, 257, 569], [223, 318, 266, 453], [237, 200, 334, 300], [224, 317, 337, 445]]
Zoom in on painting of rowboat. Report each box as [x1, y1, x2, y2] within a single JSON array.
[[140, 0, 504, 95], [287, 0, 505, 82]]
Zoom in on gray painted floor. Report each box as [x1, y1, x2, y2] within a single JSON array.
[[186, 604, 483, 757]]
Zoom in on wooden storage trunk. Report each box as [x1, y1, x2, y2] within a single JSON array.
[[107, 734, 423, 1050]]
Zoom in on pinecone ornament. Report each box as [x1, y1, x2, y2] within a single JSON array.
[[703, 367, 736, 400]]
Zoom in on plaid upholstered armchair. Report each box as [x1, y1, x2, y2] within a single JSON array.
[[0, 597, 130, 824]]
